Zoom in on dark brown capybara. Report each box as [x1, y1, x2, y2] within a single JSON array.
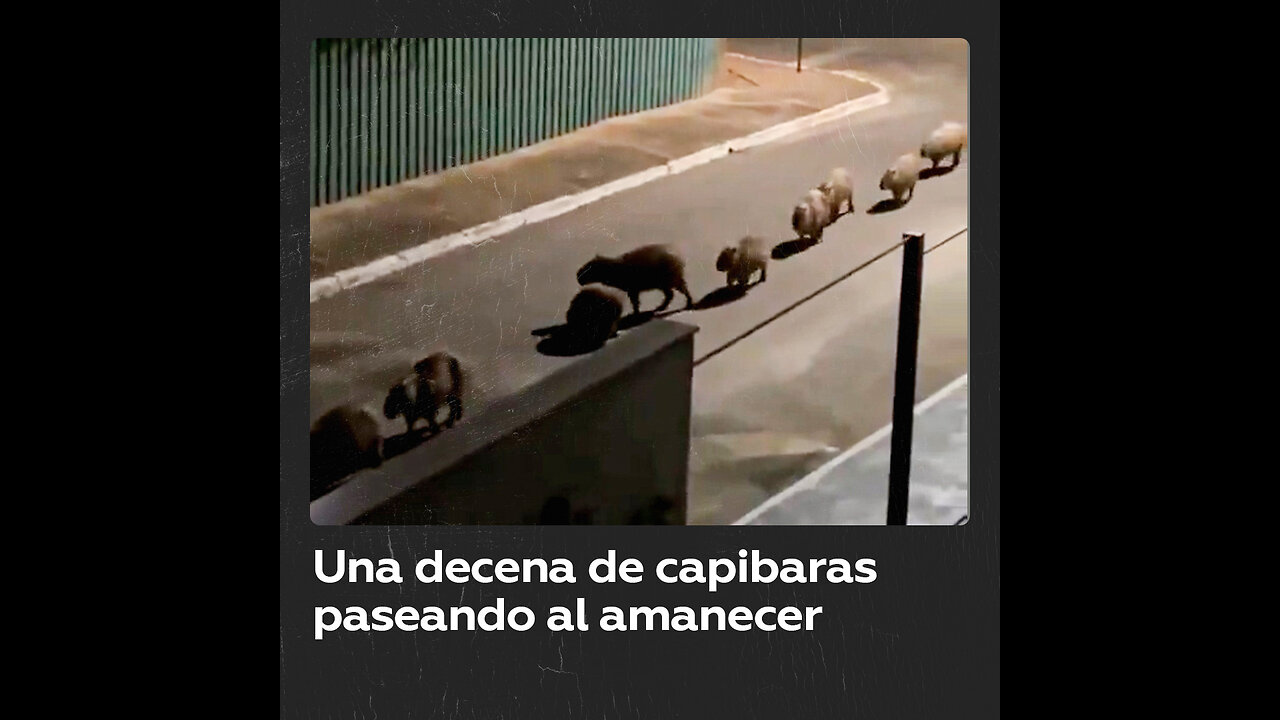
[[576, 244, 694, 315], [565, 285, 625, 347], [310, 405, 382, 499], [383, 352, 465, 435]]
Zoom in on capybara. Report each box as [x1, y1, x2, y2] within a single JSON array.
[[920, 122, 967, 168], [818, 167, 853, 216], [310, 405, 382, 499], [792, 189, 833, 242], [576, 244, 694, 314], [879, 153, 921, 204], [716, 236, 769, 287], [383, 352, 465, 434], [565, 285, 625, 346]]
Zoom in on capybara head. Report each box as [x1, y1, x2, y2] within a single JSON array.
[[383, 383, 410, 420], [576, 257, 606, 286], [716, 247, 736, 272]]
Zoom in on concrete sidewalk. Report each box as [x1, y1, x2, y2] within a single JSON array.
[[738, 375, 969, 526], [309, 52, 878, 280]]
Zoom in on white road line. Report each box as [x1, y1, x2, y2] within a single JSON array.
[[732, 373, 969, 525], [309, 55, 891, 303]]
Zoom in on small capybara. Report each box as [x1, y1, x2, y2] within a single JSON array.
[[716, 236, 769, 287], [565, 285, 625, 346], [920, 121, 967, 168], [310, 405, 382, 499], [576, 244, 694, 315], [818, 167, 854, 216], [792, 189, 833, 242], [383, 352, 465, 434], [879, 153, 921, 204]]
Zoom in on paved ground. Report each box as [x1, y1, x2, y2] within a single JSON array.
[[738, 376, 969, 526], [309, 39, 970, 524]]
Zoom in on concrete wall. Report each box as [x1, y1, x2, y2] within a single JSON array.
[[311, 320, 697, 525]]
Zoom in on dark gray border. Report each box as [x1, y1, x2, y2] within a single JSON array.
[[282, 6, 998, 718]]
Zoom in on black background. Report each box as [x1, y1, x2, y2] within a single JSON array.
[[280, 2, 1001, 717]]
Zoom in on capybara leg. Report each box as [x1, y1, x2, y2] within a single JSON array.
[[759, 266, 767, 283], [449, 397, 463, 422], [952, 151, 961, 166], [657, 288, 674, 312], [628, 292, 641, 315], [680, 282, 693, 308], [932, 157, 940, 169], [907, 186, 914, 201], [404, 416, 416, 434]]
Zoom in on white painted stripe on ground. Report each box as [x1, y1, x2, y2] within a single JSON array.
[[733, 373, 969, 526], [309, 55, 891, 303]]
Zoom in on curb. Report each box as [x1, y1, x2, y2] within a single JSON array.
[[310, 56, 891, 304]]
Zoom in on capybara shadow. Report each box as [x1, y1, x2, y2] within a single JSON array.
[[692, 285, 749, 310], [535, 327, 613, 357], [381, 427, 436, 461], [919, 165, 956, 181], [772, 236, 820, 260], [868, 198, 907, 214], [536, 286, 631, 356], [616, 310, 656, 331]]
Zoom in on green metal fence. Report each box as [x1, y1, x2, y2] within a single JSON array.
[[310, 38, 721, 207]]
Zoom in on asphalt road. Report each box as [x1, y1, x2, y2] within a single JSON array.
[[310, 39, 969, 523]]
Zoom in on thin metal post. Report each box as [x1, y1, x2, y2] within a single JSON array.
[[887, 233, 925, 525], [797, 38, 803, 72]]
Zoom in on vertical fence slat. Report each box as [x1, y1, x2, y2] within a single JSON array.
[[449, 38, 458, 169], [478, 38, 488, 161], [549, 39, 559, 138], [339, 39, 350, 200], [465, 36, 472, 164], [335, 41, 344, 201], [505, 39, 514, 154], [395, 39, 404, 184], [407, 39, 417, 181], [328, 41, 339, 203], [376, 40, 386, 188]]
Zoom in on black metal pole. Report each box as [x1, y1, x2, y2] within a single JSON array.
[[797, 38, 803, 72], [887, 233, 925, 525]]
